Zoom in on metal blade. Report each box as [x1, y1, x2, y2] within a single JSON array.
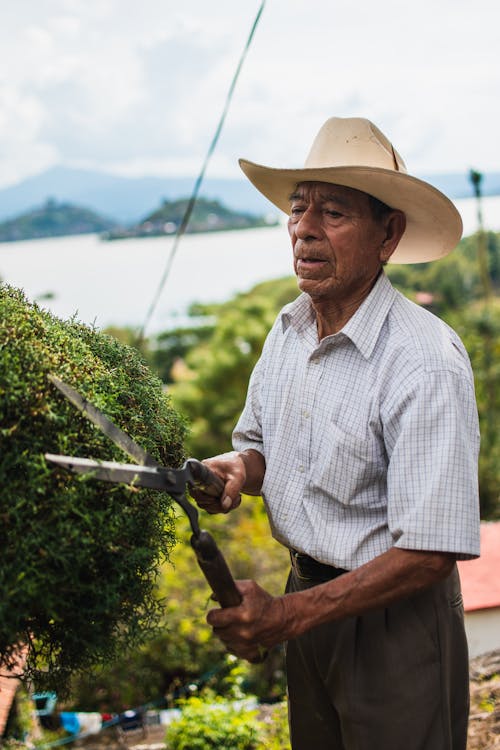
[[44, 454, 176, 491], [48, 375, 158, 467], [45, 453, 201, 535]]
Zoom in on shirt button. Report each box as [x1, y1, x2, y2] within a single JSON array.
[[303, 411, 310, 419], [298, 465, 305, 473]]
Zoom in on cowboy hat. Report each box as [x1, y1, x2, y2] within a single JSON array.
[[239, 117, 462, 264]]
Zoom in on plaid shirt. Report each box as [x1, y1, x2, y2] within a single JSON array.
[[233, 272, 480, 569]]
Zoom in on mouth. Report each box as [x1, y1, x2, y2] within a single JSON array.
[[296, 255, 329, 270]]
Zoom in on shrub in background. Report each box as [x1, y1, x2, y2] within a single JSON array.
[[0, 285, 186, 691], [165, 695, 259, 750], [165, 693, 291, 750]]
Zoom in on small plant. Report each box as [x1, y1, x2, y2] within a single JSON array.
[[0, 285, 187, 691], [165, 694, 259, 750]]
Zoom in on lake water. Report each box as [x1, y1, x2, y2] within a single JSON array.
[[1, 195, 499, 336]]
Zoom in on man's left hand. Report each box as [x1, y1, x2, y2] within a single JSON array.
[[207, 580, 289, 662]]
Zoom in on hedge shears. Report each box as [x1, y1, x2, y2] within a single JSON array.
[[44, 375, 242, 611]]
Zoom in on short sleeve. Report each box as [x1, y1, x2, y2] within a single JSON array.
[[384, 368, 480, 559], [232, 355, 265, 456]]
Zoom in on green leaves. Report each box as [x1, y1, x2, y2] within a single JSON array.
[[168, 276, 298, 458], [165, 694, 291, 750], [0, 284, 187, 691], [166, 695, 259, 750]]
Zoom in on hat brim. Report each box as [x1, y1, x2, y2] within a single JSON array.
[[239, 159, 463, 264]]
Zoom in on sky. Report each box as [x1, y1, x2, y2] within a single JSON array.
[[1, 0, 499, 191]]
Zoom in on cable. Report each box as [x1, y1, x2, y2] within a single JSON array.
[[138, 1, 266, 342]]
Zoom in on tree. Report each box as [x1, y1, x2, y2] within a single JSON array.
[[448, 302, 500, 519], [169, 277, 299, 457]]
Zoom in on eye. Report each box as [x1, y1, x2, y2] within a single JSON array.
[[325, 209, 343, 219]]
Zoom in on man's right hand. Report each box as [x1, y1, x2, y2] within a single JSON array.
[[190, 449, 265, 514], [190, 451, 246, 514]]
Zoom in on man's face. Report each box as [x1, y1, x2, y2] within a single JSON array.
[[287, 181, 395, 305]]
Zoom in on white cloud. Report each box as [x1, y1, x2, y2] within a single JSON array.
[[0, 0, 499, 188]]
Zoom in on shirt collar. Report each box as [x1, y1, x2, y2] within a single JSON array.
[[341, 272, 396, 358], [281, 272, 397, 359]]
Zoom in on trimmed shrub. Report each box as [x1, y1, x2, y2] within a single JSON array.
[[0, 285, 186, 691]]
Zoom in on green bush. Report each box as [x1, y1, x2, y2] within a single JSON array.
[[165, 695, 259, 750], [0, 285, 187, 691], [165, 694, 291, 750]]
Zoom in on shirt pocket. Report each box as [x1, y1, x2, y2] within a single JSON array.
[[310, 420, 384, 506]]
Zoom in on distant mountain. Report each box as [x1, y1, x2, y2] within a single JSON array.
[[0, 166, 498, 226], [103, 196, 277, 241], [0, 199, 117, 242], [0, 166, 277, 225]]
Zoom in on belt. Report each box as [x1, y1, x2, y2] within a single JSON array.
[[289, 549, 348, 582]]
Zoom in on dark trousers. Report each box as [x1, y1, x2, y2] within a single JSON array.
[[285, 562, 469, 750]]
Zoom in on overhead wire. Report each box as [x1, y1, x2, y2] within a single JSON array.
[[138, 1, 266, 342]]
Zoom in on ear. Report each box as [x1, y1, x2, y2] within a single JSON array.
[[379, 210, 406, 263]]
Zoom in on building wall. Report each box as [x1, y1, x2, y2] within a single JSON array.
[[464, 608, 500, 658]]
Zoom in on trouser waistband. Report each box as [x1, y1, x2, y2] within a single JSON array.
[[289, 549, 348, 582]]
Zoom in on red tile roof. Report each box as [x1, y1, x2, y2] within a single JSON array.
[[458, 522, 500, 612]]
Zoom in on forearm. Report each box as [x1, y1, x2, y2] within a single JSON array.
[[207, 546, 456, 661], [283, 547, 456, 639]]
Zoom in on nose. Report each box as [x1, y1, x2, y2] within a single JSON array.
[[290, 205, 322, 240]]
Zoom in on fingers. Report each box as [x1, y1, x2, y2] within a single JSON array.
[[223, 643, 268, 664], [206, 580, 281, 662], [193, 488, 241, 514], [190, 453, 246, 515], [194, 492, 230, 514], [221, 490, 242, 512]]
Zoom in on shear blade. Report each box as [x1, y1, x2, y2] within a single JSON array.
[[44, 454, 176, 491]]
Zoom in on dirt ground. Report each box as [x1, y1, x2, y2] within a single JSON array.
[[468, 650, 500, 749]]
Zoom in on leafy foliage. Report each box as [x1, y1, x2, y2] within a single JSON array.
[[448, 301, 500, 518], [169, 276, 299, 457], [0, 285, 187, 691], [385, 230, 500, 313], [165, 693, 291, 750], [165, 694, 259, 750], [151, 320, 215, 385]]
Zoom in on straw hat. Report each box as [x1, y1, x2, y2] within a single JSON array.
[[239, 117, 462, 264]]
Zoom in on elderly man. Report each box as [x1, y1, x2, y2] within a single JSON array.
[[192, 117, 480, 750]]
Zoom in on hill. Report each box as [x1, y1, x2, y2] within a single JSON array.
[[103, 196, 278, 240], [0, 199, 117, 243], [1, 166, 499, 226], [0, 167, 276, 225]]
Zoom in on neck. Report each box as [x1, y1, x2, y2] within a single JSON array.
[[312, 273, 381, 340]]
